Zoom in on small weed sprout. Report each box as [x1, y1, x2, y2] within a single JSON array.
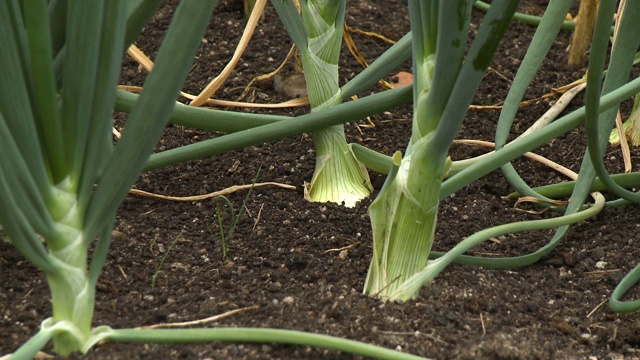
[[212, 168, 261, 258], [151, 230, 184, 289], [214, 196, 234, 258]]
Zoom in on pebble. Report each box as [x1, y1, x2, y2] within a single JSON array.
[[273, 73, 308, 98]]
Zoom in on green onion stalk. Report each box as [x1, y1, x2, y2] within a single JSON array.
[[0, 0, 217, 355], [609, 94, 640, 145], [272, 0, 372, 208], [364, 0, 520, 301]]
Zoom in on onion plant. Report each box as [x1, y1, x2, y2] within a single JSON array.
[[0, 0, 218, 355], [363, 0, 640, 302], [271, 0, 373, 207], [363, 0, 525, 300], [365, 1, 640, 306]]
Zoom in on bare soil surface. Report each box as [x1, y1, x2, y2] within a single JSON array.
[[3, 1, 640, 359]]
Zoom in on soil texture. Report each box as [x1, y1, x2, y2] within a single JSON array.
[[3, 1, 640, 359]]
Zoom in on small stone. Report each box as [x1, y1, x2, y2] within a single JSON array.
[[562, 252, 576, 267], [559, 267, 569, 278], [273, 73, 308, 98], [606, 352, 624, 360]]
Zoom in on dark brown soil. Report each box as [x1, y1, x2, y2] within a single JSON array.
[[3, 1, 640, 359]]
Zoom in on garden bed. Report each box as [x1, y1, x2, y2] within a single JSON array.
[[2, 0, 640, 359]]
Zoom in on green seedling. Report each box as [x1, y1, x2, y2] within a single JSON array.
[[212, 168, 261, 258], [151, 230, 183, 289], [215, 196, 233, 258]]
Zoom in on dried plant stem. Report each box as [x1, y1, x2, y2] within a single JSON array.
[[140, 306, 260, 329], [569, 0, 599, 66], [129, 182, 295, 202], [190, 0, 268, 106]]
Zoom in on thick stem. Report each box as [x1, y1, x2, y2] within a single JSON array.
[[46, 264, 94, 355], [45, 179, 94, 355], [299, 49, 373, 207], [364, 138, 450, 299], [296, 0, 372, 207], [305, 124, 372, 207]]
